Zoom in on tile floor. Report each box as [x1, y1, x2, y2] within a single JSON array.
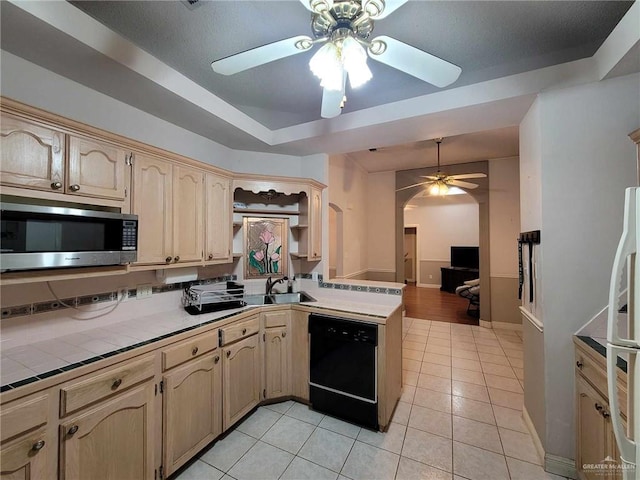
[[174, 317, 568, 480]]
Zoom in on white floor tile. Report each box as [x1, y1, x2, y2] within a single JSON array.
[[395, 456, 452, 480], [409, 404, 453, 439], [357, 422, 406, 454], [286, 402, 325, 425], [319, 416, 362, 439], [452, 441, 509, 480], [298, 427, 355, 473], [261, 415, 316, 454], [505, 457, 566, 479], [227, 441, 293, 480], [413, 387, 452, 414], [451, 380, 490, 403], [452, 416, 502, 454], [199, 430, 257, 472], [401, 427, 453, 473], [236, 407, 281, 438], [499, 428, 542, 465], [175, 460, 224, 480], [280, 457, 338, 480], [452, 396, 495, 425], [341, 441, 400, 480]]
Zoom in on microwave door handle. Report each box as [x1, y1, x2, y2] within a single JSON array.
[[606, 345, 636, 477], [608, 188, 638, 347]]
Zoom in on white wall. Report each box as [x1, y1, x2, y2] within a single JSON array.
[[489, 157, 520, 276], [366, 171, 396, 275], [522, 72, 640, 464], [328, 154, 369, 278], [404, 195, 479, 262]]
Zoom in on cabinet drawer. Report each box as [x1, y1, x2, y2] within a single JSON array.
[[220, 316, 259, 346], [162, 331, 219, 371], [262, 310, 290, 328], [60, 355, 155, 416], [575, 349, 627, 419], [0, 394, 49, 442]]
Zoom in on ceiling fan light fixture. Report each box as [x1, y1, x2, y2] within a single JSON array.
[[429, 181, 449, 196], [341, 36, 372, 88], [309, 42, 344, 90], [363, 0, 385, 18]]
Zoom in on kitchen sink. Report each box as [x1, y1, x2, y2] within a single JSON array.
[[243, 291, 316, 305]]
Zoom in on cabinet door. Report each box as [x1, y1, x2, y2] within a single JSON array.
[[576, 377, 608, 480], [132, 154, 173, 265], [290, 310, 310, 401], [264, 327, 290, 399], [59, 382, 155, 480], [0, 427, 49, 480], [163, 353, 222, 476], [0, 113, 64, 192], [204, 173, 232, 263], [222, 334, 261, 430], [67, 135, 127, 200], [308, 187, 322, 260], [172, 165, 204, 264]]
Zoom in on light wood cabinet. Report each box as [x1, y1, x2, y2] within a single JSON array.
[[67, 135, 128, 201], [0, 113, 65, 192], [308, 187, 323, 261], [59, 382, 155, 480], [204, 173, 233, 263], [574, 339, 628, 480], [290, 310, 310, 402], [0, 114, 129, 206], [262, 310, 291, 400], [222, 333, 261, 430], [163, 352, 222, 477], [0, 394, 53, 480], [172, 165, 204, 264], [132, 153, 204, 266]]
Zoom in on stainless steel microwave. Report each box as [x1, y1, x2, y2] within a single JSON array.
[[0, 202, 138, 272]]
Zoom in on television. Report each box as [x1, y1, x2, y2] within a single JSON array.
[[450, 246, 479, 270]]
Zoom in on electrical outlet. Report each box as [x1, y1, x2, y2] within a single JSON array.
[[136, 284, 153, 299], [118, 287, 129, 301], [429, 274, 433, 279]]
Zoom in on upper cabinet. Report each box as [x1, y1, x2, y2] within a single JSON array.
[[307, 186, 323, 261], [132, 153, 204, 267], [67, 135, 128, 201], [0, 113, 65, 192], [204, 173, 233, 263], [0, 113, 129, 209]]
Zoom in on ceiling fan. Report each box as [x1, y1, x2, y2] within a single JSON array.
[[211, 0, 462, 118], [397, 138, 487, 196]]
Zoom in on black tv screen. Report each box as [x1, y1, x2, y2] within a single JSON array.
[[451, 246, 479, 269]]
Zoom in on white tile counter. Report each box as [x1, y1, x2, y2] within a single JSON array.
[[0, 279, 404, 390]]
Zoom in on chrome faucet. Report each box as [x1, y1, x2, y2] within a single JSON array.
[[266, 276, 288, 295]]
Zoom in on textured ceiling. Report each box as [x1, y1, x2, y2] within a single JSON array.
[[69, 0, 633, 129], [0, 0, 636, 171]]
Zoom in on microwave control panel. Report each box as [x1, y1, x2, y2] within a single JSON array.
[[122, 220, 138, 251]]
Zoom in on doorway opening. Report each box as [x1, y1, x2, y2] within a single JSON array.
[[404, 226, 417, 285], [328, 203, 343, 279]]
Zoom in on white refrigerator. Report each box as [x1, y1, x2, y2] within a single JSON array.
[[607, 186, 639, 480]]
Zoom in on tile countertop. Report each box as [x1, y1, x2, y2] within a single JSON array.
[[0, 280, 404, 390], [575, 303, 629, 373]]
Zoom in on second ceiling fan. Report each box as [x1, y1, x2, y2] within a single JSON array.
[[211, 0, 462, 118], [397, 138, 487, 196]]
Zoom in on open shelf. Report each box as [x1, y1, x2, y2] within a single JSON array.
[[290, 224, 308, 230]]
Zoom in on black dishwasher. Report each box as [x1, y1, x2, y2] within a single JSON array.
[[308, 314, 378, 430]]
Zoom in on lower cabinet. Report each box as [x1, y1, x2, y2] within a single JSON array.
[[222, 333, 261, 430], [261, 309, 292, 400], [59, 382, 155, 480], [0, 426, 50, 480], [163, 352, 222, 477]]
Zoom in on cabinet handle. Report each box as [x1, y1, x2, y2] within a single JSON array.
[[594, 403, 603, 412], [165, 256, 172, 264], [192, 346, 199, 356], [226, 350, 231, 358], [174, 256, 180, 262], [32, 440, 46, 451], [208, 254, 214, 260], [69, 184, 80, 192], [242, 328, 247, 335], [214, 355, 220, 364], [282, 331, 286, 338], [67, 425, 79, 436], [602, 411, 611, 419], [112, 378, 122, 389], [51, 181, 62, 190], [576, 360, 583, 369]]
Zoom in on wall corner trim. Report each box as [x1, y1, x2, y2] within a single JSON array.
[[522, 405, 545, 466], [519, 306, 543, 332]]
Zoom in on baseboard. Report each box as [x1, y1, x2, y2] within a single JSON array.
[[522, 406, 545, 466], [417, 283, 441, 289], [491, 321, 523, 332], [479, 319, 492, 328], [545, 454, 577, 479]]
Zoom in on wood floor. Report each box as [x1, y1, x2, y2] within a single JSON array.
[[403, 284, 479, 325]]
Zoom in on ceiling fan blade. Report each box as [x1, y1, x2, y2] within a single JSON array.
[[396, 181, 434, 192], [321, 70, 346, 118], [449, 173, 487, 180], [211, 35, 312, 75], [365, 0, 408, 19], [368, 36, 462, 87], [448, 180, 480, 189], [419, 176, 440, 180], [298, 0, 314, 11]]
